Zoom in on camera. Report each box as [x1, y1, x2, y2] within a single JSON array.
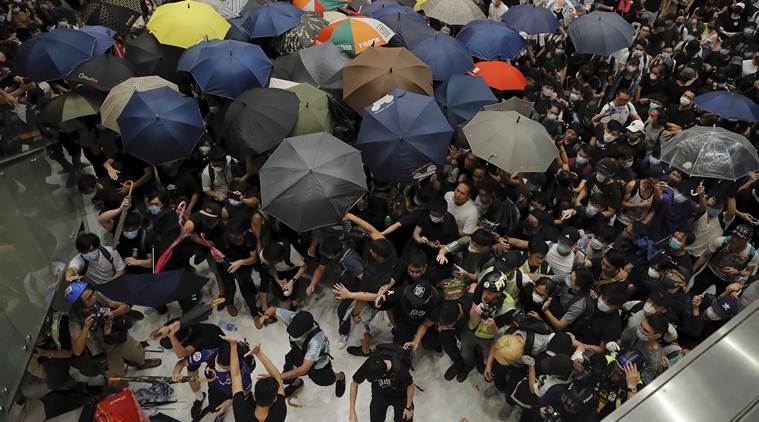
[[542, 406, 563, 422], [480, 302, 498, 319], [88, 307, 110, 331]]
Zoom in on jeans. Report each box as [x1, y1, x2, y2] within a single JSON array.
[[460, 328, 492, 369]]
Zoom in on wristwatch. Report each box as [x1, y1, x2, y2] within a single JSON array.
[[627, 386, 638, 393]]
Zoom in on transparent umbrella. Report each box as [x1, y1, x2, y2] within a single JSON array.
[[661, 125, 759, 181]]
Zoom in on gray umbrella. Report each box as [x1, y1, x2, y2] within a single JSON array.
[[482, 97, 534, 118], [272, 42, 349, 96], [661, 125, 759, 181], [260, 132, 368, 232], [462, 110, 558, 173], [568, 11, 634, 56]]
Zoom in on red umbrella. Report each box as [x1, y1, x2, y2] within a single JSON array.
[[467, 61, 526, 91]]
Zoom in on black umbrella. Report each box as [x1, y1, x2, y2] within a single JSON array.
[[272, 42, 349, 95], [223, 87, 300, 156], [66, 54, 134, 92], [124, 32, 183, 82], [378, 12, 436, 48], [83, 0, 143, 34], [96, 269, 209, 308]]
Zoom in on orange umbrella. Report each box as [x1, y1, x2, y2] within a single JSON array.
[[467, 61, 527, 91]]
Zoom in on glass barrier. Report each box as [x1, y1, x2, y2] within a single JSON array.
[[0, 147, 86, 421]]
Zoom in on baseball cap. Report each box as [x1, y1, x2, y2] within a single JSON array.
[[626, 120, 645, 133], [597, 158, 619, 176], [707, 296, 742, 321], [200, 202, 221, 218], [404, 281, 433, 308], [559, 226, 580, 246], [287, 311, 315, 338], [539, 354, 573, 378], [546, 332, 573, 356], [493, 250, 523, 273]]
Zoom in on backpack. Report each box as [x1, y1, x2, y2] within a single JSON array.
[[440, 277, 466, 301], [620, 301, 645, 326], [206, 156, 245, 186], [567, 294, 595, 335], [373, 343, 414, 372], [507, 310, 553, 335], [288, 326, 330, 367], [79, 246, 114, 277]]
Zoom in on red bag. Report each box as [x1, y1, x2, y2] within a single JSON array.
[[617, 0, 631, 13], [94, 389, 149, 422]]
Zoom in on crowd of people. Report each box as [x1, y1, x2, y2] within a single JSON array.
[[10, 0, 759, 421]]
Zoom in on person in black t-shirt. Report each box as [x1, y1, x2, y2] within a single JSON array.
[[382, 280, 443, 348], [218, 215, 260, 317], [97, 201, 152, 275], [225, 339, 287, 422], [349, 347, 415, 422], [186, 202, 232, 312], [157, 160, 202, 216]]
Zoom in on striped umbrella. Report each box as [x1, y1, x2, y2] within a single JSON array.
[[293, 0, 350, 12], [83, 0, 142, 34], [198, 0, 249, 18], [277, 12, 328, 55], [314, 16, 395, 57]]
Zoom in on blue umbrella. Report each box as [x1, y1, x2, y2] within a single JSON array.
[[694, 91, 759, 122], [178, 40, 272, 98], [435, 74, 497, 126], [366, 3, 423, 21], [456, 19, 525, 60], [502, 5, 559, 34], [242, 2, 304, 38], [379, 13, 436, 48], [177, 39, 226, 71], [14, 28, 96, 82], [97, 269, 209, 308], [80, 25, 117, 54], [357, 89, 453, 182], [411, 33, 473, 81], [227, 16, 252, 41], [117, 86, 205, 165]]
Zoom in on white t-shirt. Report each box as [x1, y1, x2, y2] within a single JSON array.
[[686, 211, 734, 257], [201, 156, 234, 194], [544, 242, 574, 276], [67, 247, 126, 285], [742, 59, 758, 77], [444, 191, 479, 234], [488, 2, 509, 20], [600, 101, 638, 125]]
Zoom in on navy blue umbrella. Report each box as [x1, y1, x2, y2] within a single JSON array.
[[456, 19, 525, 60], [694, 91, 759, 122], [379, 12, 436, 48], [501, 5, 559, 34], [177, 39, 225, 71], [227, 16, 252, 41], [411, 33, 473, 81], [117, 86, 205, 165], [366, 3, 423, 20], [242, 2, 304, 38], [435, 74, 497, 127], [14, 28, 96, 82], [97, 269, 209, 308], [80, 25, 117, 54], [357, 89, 453, 182], [177, 40, 272, 98]]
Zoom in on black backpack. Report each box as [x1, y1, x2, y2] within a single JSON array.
[[567, 294, 595, 335], [373, 343, 414, 372], [78, 246, 114, 277], [288, 325, 330, 367]]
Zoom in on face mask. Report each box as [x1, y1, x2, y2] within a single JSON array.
[[468, 245, 481, 254], [597, 298, 611, 313], [40, 3, 48, 9], [668, 238, 682, 250], [555, 49, 565, 55], [12, 7, 20, 12], [673, 191, 688, 204], [660, 276, 678, 290], [546, 112, 558, 121], [634, 49, 644, 56], [625, 160, 634, 168], [228, 198, 241, 207], [147, 205, 161, 215], [745, 28, 755, 36], [649, 156, 660, 166], [707, 207, 721, 217], [636, 327, 652, 341], [585, 204, 600, 217], [82, 250, 99, 262], [557, 242, 572, 254], [199, 146, 211, 155], [532, 292, 545, 304], [649, 103, 658, 111], [570, 93, 581, 102], [596, 173, 607, 183], [679, 96, 692, 106], [627, 65, 637, 73], [704, 307, 721, 321], [212, 165, 223, 172], [591, 238, 604, 251], [0, 15, 5, 22], [575, 155, 588, 166], [603, 132, 615, 143], [643, 302, 656, 315], [649, 73, 658, 80], [429, 215, 443, 224], [542, 88, 554, 97], [662, 51, 672, 58], [123, 230, 139, 240], [647, 267, 660, 278]]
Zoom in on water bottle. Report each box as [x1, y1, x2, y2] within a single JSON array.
[[384, 215, 392, 227], [217, 319, 238, 332]]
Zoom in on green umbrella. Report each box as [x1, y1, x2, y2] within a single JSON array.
[[276, 12, 328, 55], [40, 88, 104, 123], [287, 83, 332, 135]]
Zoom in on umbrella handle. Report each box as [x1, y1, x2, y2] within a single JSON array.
[[112, 180, 135, 248]]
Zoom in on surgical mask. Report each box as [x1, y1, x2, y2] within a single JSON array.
[[649, 73, 658, 80], [673, 191, 688, 204], [649, 103, 658, 110], [660, 277, 678, 290], [668, 238, 682, 250], [603, 132, 615, 143], [745, 28, 755, 36], [591, 238, 605, 250], [429, 215, 443, 224], [468, 245, 481, 254], [643, 302, 656, 315], [597, 298, 611, 313], [636, 327, 652, 341], [575, 155, 588, 166], [147, 205, 161, 215], [625, 160, 634, 168], [679, 96, 692, 106], [634, 49, 644, 56], [585, 204, 600, 217], [228, 198, 241, 207], [647, 267, 659, 278], [82, 250, 99, 262], [662, 51, 672, 58], [12, 7, 19, 12], [649, 156, 660, 166], [532, 293, 545, 304], [542, 88, 554, 97], [546, 112, 558, 121], [707, 207, 721, 217], [212, 165, 223, 172], [199, 145, 211, 155], [557, 242, 572, 254], [123, 230, 139, 240], [626, 65, 637, 73], [570, 93, 581, 102], [596, 173, 607, 183], [704, 307, 721, 321]]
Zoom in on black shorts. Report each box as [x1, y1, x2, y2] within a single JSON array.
[[307, 360, 337, 386]]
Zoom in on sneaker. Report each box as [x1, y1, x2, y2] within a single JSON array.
[[347, 346, 371, 357], [128, 310, 145, 321], [227, 304, 238, 317], [136, 358, 162, 370], [284, 379, 304, 398], [444, 363, 460, 381], [335, 372, 346, 397], [337, 334, 349, 350], [482, 385, 501, 398], [457, 365, 473, 383], [191, 393, 206, 420]]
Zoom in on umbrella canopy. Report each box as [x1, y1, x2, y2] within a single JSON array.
[[101, 76, 179, 133], [260, 132, 368, 232], [357, 89, 452, 181], [14, 29, 96, 82], [199, 0, 249, 18], [66, 55, 134, 92], [315, 16, 395, 57], [117, 86, 205, 165], [378, 12, 435, 48], [227, 17, 252, 40], [147, 0, 231, 49], [287, 83, 333, 135], [83, 0, 142, 34], [456, 20, 525, 61], [240, 0, 269, 15], [323, 10, 347, 22], [276, 12, 329, 55], [272, 42, 349, 93], [434, 74, 497, 126], [97, 269, 209, 308], [342, 46, 433, 114], [40, 88, 104, 123], [694, 91, 759, 122], [568, 11, 634, 56], [482, 96, 534, 117], [411, 33, 473, 81], [463, 110, 558, 173], [420, 0, 484, 26], [223, 88, 300, 155], [124, 32, 183, 82], [501, 5, 559, 34], [178, 40, 272, 98], [80, 25, 117, 54], [293, 0, 350, 12], [365, 3, 420, 19], [468, 61, 527, 91], [242, 2, 304, 38], [660, 126, 759, 181]]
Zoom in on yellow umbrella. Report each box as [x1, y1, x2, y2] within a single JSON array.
[[146, 0, 231, 49], [413, 0, 427, 11]]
